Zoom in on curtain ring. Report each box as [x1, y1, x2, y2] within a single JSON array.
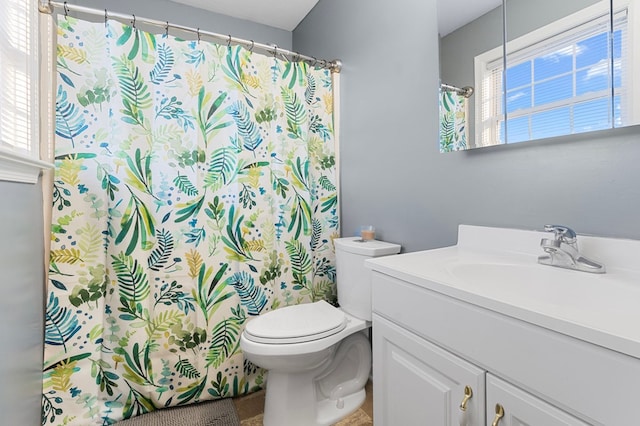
[[131, 14, 136, 30], [249, 40, 254, 52], [227, 35, 231, 47], [63, 2, 69, 19], [104, 9, 108, 27], [197, 28, 201, 44], [321, 59, 328, 68], [311, 57, 317, 67], [165, 21, 169, 37], [273, 46, 278, 58]]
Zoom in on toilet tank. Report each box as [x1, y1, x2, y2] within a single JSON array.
[[334, 237, 401, 321]]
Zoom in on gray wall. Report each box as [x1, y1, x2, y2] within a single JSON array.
[[64, 0, 292, 50], [295, 0, 640, 253], [505, 0, 601, 41], [0, 181, 45, 426], [294, 0, 442, 251]]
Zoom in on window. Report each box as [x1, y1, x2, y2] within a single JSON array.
[[0, 0, 53, 183], [474, 1, 636, 146]]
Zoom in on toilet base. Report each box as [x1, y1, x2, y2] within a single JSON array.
[[316, 388, 366, 426], [263, 371, 367, 426], [261, 332, 371, 426]]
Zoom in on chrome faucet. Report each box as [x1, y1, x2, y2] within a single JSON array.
[[538, 224, 606, 273]]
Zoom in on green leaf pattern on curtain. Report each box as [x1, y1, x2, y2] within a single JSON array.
[[439, 90, 468, 152], [43, 17, 338, 425]]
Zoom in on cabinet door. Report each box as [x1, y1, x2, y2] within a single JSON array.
[[486, 374, 591, 426], [373, 314, 485, 426]]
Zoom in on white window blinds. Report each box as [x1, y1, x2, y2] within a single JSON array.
[[0, 0, 38, 155]]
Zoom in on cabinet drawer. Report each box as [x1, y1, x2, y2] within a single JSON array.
[[372, 271, 640, 425]]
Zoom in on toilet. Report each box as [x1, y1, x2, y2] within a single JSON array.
[[240, 237, 401, 426]]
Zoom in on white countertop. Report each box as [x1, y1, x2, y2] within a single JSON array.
[[366, 225, 640, 360]]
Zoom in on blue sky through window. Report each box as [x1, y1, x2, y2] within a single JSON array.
[[502, 23, 617, 143]]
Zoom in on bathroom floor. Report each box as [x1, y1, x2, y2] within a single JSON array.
[[232, 380, 374, 425]]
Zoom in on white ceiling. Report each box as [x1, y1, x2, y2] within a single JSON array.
[[170, 0, 321, 31], [437, 0, 503, 36], [169, 0, 502, 35]]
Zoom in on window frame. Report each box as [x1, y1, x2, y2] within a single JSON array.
[[474, 0, 637, 146], [616, 0, 640, 127], [0, 0, 53, 184]]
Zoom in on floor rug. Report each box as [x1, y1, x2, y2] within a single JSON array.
[[117, 398, 240, 426], [240, 408, 373, 426]]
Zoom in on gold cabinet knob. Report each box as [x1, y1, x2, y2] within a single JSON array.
[[491, 403, 505, 426], [459, 385, 473, 412]]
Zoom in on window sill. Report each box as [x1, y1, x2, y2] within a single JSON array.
[[0, 149, 54, 184]]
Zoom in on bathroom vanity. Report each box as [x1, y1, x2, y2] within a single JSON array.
[[366, 225, 640, 425]]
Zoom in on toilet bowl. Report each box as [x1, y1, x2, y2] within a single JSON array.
[[240, 237, 401, 426], [241, 301, 371, 425]]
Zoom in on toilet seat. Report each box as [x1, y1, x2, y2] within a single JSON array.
[[244, 300, 347, 344]]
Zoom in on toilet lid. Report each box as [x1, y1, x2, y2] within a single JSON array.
[[244, 300, 347, 344]]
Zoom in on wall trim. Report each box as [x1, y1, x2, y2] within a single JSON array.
[[0, 149, 54, 184]]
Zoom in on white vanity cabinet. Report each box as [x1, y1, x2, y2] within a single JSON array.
[[370, 269, 640, 426], [373, 310, 589, 426], [368, 225, 640, 425]]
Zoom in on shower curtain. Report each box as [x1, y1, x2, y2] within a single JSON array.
[[439, 90, 468, 152], [43, 16, 339, 425]]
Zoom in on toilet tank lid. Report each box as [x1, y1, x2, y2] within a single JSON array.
[[334, 237, 401, 256]]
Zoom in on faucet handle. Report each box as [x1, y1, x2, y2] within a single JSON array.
[[543, 224, 577, 244]]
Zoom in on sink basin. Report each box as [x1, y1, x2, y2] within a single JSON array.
[[444, 261, 640, 319], [366, 224, 640, 359], [446, 262, 554, 288], [445, 260, 619, 292]]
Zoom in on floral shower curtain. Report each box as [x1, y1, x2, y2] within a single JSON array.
[[439, 90, 468, 152], [43, 16, 339, 425]]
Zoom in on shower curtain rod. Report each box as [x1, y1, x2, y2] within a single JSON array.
[[440, 83, 474, 98], [38, 0, 342, 73]]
